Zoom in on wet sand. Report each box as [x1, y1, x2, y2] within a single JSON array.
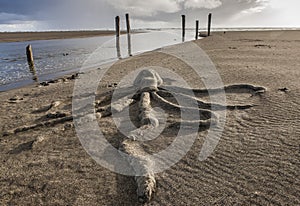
[[0, 30, 128, 43], [0, 30, 299, 205]]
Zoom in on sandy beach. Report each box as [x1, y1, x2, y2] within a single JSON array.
[[0, 30, 128, 43], [0, 30, 299, 205]]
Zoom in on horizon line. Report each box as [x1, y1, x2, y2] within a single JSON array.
[[1, 26, 300, 33]]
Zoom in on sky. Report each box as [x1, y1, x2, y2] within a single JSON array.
[[0, 0, 299, 31]]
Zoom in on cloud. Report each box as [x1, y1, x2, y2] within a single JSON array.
[[228, 0, 270, 25], [0, 21, 37, 31], [131, 19, 175, 28], [240, 0, 269, 14], [105, 0, 182, 16], [225, 0, 272, 27], [184, 0, 222, 9], [0, 0, 299, 31], [0, 0, 120, 31], [0, 12, 28, 24], [105, 0, 223, 17]]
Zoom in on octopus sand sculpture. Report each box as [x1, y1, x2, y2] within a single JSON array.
[[93, 69, 266, 203], [5, 69, 265, 203]]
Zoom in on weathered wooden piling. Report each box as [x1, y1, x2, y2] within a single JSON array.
[[208, 13, 212, 36], [115, 16, 121, 59], [125, 13, 132, 56], [182, 15, 186, 42], [115, 16, 120, 37], [195, 20, 199, 40], [26, 45, 34, 67], [26, 45, 38, 82]]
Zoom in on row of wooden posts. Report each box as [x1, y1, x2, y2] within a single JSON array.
[[26, 13, 212, 79], [115, 13, 213, 43], [115, 13, 131, 38], [115, 13, 132, 58], [114, 13, 212, 58], [182, 13, 212, 41]]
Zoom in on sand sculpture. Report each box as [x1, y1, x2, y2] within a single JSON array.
[[95, 69, 266, 203], [6, 69, 265, 203]]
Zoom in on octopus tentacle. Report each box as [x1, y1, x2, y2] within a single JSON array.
[[119, 91, 157, 203], [157, 90, 255, 110], [96, 86, 137, 106], [119, 139, 156, 203], [159, 84, 265, 96], [95, 94, 136, 117], [151, 92, 218, 120]]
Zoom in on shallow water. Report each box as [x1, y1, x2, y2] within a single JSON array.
[[0, 29, 196, 91]]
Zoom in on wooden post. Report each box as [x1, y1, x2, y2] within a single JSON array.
[[208, 13, 212, 36], [115, 16, 121, 59], [182, 15, 186, 42], [26, 45, 34, 67], [26, 45, 38, 82], [125, 13, 131, 35], [125, 13, 132, 56], [115, 16, 120, 37], [195, 20, 199, 40]]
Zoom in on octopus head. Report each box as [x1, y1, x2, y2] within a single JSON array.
[[133, 69, 163, 92]]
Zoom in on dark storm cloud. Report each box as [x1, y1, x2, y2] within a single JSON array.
[[0, 0, 62, 19], [0, 12, 27, 24], [0, 0, 120, 30], [0, 0, 40, 15]]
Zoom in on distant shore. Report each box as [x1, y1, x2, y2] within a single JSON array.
[[1, 28, 299, 43], [0, 30, 129, 43]]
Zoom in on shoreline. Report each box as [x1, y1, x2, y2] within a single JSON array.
[[1, 29, 299, 93]]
